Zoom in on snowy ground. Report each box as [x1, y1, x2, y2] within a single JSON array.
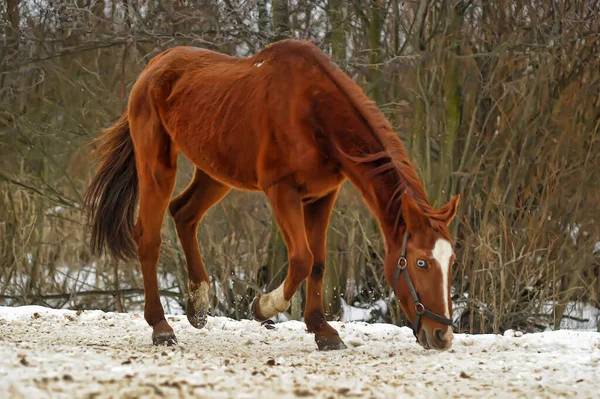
[[0, 306, 599, 399]]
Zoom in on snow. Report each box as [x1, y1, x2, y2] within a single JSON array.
[[340, 298, 388, 322], [0, 306, 599, 399], [541, 301, 600, 331]]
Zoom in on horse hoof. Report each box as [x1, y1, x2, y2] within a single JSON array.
[[186, 297, 208, 329], [187, 282, 210, 329], [152, 320, 177, 346], [261, 319, 276, 330], [152, 331, 178, 346], [315, 334, 347, 351]]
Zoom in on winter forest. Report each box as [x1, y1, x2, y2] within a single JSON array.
[[1, 0, 599, 336]]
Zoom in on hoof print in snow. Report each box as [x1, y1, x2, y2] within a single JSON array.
[[346, 339, 365, 348], [315, 335, 347, 351], [152, 332, 178, 347], [460, 371, 472, 379], [293, 388, 313, 397]]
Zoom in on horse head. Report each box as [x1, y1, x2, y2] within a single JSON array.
[[387, 192, 460, 350]]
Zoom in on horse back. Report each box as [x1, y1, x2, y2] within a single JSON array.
[[132, 42, 345, 195]]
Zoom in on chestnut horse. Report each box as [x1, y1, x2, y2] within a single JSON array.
[[84, 39, 460, 351]]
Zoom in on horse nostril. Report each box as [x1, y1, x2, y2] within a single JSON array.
[[435, 329, 446, 343]]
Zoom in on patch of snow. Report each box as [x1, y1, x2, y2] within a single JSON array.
[[541, 301, 600, 331], [340, 298, 388, 322], [569, 223, 580, 245], [45, 206, 64, 215], [160, 296, 184, 316], [0, 306, 598, 398]]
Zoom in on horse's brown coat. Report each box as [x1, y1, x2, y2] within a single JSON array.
[[84, 39, 460, 350]]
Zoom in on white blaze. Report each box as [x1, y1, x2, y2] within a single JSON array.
[[432, 239, 453, 318]]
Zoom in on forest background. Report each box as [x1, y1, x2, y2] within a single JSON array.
[[1, 0, 599, 334]]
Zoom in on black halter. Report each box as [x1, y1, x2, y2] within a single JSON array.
[[393, 230, 454, 342]]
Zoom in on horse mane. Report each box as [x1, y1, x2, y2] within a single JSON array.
[[304, 42, 436, 234]]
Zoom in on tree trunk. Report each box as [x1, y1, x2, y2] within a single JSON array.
[[257, 0, 272, 34], [435, 4, 462, 206], [368, 0, 384, 102], [272, 0, 290, 41], [327, 0, 347, 63], [5, 0, 20, 49]]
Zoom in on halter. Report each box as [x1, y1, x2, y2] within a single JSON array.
[[393, 230, 454, 342]]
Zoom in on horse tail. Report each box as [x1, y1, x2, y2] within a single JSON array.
[[84, 112, 139, 262]]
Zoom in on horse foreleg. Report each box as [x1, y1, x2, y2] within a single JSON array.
[[303, 190, 347, 350], [251, 183, 314, 321], [169, 168, 230, 329]]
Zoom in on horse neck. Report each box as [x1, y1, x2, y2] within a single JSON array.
[[344, 149, 431, 245], [320, 106, 433, 248]]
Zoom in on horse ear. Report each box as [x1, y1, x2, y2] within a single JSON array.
[[401, 191, 429, 233], [430, 194, 460, 226]]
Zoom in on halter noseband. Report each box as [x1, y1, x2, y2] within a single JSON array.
[[393, 230, 454, 342]]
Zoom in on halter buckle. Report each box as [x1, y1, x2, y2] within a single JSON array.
[[415, 302, 425, 315], [397, 256, 407, 269]]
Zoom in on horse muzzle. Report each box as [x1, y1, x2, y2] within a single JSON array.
[[420, 326, 454, 350]]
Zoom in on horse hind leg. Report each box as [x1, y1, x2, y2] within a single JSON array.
[[130, 113, 178, 346], [169, 168, 230, 329]]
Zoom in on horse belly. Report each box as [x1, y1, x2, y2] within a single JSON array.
[[173, 131, 261, 190]]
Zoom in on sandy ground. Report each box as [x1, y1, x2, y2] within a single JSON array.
[[0, 306, 599, 399]]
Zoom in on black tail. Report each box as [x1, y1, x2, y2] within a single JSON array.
[[84, 112, 139, 261]]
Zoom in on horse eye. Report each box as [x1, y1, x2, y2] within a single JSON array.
[[416, 259, 427, 268]]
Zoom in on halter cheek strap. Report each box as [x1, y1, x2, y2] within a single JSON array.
[[393, 230, 454, 342]]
